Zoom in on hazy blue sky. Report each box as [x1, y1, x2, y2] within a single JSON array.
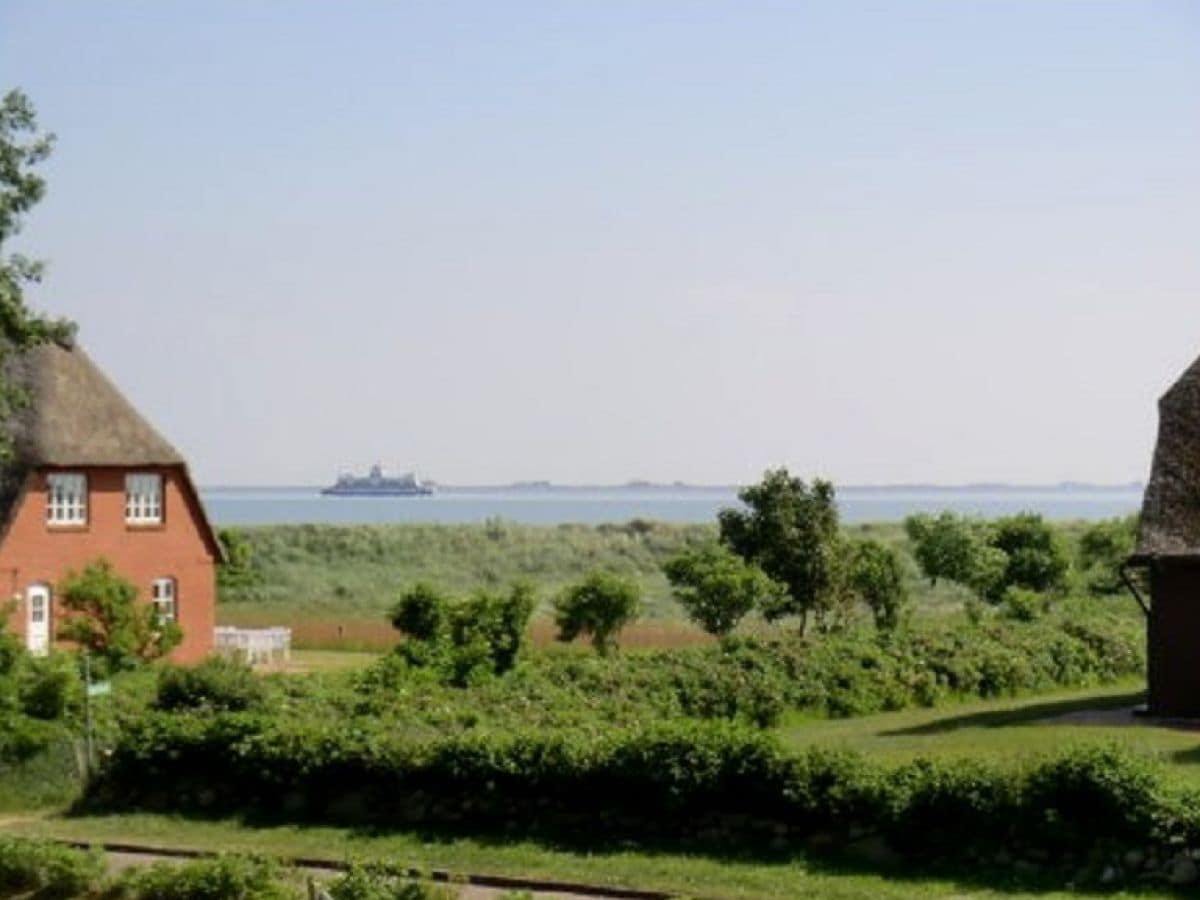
[[2, 2, 1198, 486]]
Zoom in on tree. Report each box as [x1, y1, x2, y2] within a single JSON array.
[[988, 513, 1069, 601], [57, 559, 181, 673], [717, 468, 840, 633], [1077, 516, 1137, 595], [903, 512, 986, 587], [0, 90, 75, 455], [843, 539, 909, 631], [553, 571, 641, 655], [663, 543, 782, 638]]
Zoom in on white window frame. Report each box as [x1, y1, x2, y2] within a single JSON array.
[[152, 577, 177, 625], [46, 472, 87, 526], [125, 473, 163, 525]]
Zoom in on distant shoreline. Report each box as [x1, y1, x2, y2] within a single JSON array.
[[201, 482, 1144, 493]]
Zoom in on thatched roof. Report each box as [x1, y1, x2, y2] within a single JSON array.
[[1136, 354, 1200, 559], [4, 341, 184, 468], [0, 340, 223, 560]]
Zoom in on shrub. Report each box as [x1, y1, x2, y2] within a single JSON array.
[[843, 539, 909, 631], [108, 854, 292, 900], [1077, 516, 1137, 595], [553, 571, 641, 655], [154, 656, 267, 713], [1000, 587, 1047, 622], [0, 835, 104, 899], [663, 543, 781, 637], [388, 582, 536, 685], [388, 583, 449, 643], [903, 512, 985, 587], [90, 713, 1198, 881], [57, 558, 181, 674], [326, 865, 455, 900], [987, 513, 1070, 601], [18, 652, 81, 720]]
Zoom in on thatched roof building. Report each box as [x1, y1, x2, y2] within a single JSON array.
[[1135, 355, 1200, 560], [1132, 351, 1200, 716], [0, 339, 220, 560]]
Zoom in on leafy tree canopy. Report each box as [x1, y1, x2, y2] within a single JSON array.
[[1077, 515, 1137, 596], [717, 468, 840, 633], [553, 571, 641, 655], [0, 89, 75, 456], [843, 538, 910, 631], [663, 543, 782, 638], [57, 559, 181, 674]]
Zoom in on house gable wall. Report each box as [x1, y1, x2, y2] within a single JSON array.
[[0, 466, 216, 663]]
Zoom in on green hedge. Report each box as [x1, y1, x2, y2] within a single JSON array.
[[86, 715, 1199, 874], [0, 835, 103, 899]]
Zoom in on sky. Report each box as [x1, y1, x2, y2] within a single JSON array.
[[1, 1, 1198, 487]]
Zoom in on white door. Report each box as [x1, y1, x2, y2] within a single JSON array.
[[26, 584, 50, 656]]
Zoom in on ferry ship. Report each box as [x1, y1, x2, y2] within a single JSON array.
[[321, 465, 434, 496]]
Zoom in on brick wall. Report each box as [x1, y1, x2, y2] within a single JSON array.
[[0, 466, 218, 664]]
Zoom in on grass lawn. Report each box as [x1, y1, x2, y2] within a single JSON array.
[[780, 679, 1200, 785], [3, 812, 1182, 900]]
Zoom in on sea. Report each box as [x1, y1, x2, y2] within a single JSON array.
[[198, 484, 1144, 528]]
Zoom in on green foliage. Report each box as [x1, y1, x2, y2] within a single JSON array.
[[154, 656, 267, 713], [1000, 587, 1048, 622], [89, 712, 1200, 877], [718, 468, 841, 632], [903, 512, 985, 587], [0, 89, 75, 460], [1077, 516, 1137, 595], [842, 539, 909, 631], [107, 854, 293, 900], [905, 512, 1071, 603], [17, 652, 81, 720], [216, 528, 265, 595], [326, 865, 455, 900], [662, 543, 781, 637], [56, 558, 182, 674], [988, 513, 1070, 600], [0, 835, 104, 899], [388, 583, 449, 642], [553, 571, 641, 655], [388, 582, 536, 685]]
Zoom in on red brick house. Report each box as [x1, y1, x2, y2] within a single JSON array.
[[0, 341, 222, 663]]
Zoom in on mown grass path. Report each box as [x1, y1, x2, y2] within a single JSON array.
[[778, 678, 1200, 785]]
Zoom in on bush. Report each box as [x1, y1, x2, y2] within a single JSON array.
[[326, 865, 455, 900], [18, 652, 81, 720], [663, 543, 781, 637], [89, 712, 1200, 882], [1077, 516, 1137, 595], [108, 854, 292, 900], [0, 835, 104, 899], [154, 656, 267, 713], [553, 571, 641, 655], [1000, 587, 1047, 622], [388, 582, 536, 685], [57, 558, 181, 674]]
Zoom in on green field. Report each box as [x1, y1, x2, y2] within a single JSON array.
[[215, 520, 989, 649]]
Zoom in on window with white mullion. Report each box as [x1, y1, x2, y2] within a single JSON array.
[[46, 473, 87, 525], [152, 577, 177, 624], [125, 473, 163, 524]]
